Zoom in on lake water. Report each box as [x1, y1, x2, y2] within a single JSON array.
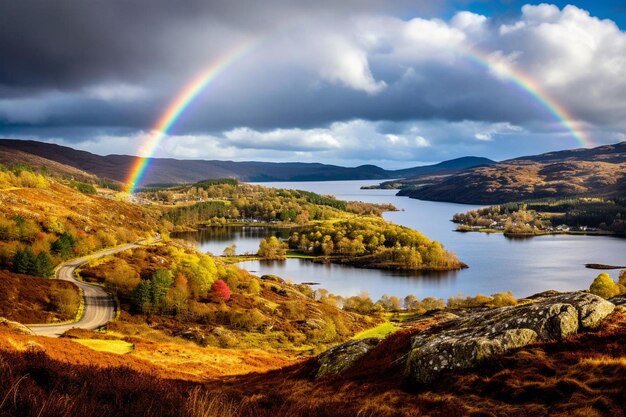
[[180, 180, 626, 300]]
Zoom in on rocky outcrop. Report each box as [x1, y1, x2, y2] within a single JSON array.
[[315, 338, 380, 378], [406, 292, 614, 384], [0, 317, 35, 335]]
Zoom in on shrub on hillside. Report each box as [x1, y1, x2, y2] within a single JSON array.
[[589, 273, 621, 299], [211, 279, 231, 301]]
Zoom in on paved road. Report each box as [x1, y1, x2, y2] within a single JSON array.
[[29, 243, 139, 337]]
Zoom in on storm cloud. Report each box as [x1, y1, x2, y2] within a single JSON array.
[[0, 1, 625, 165]]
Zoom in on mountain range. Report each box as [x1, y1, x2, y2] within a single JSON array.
[[0, 139, 494, 185]]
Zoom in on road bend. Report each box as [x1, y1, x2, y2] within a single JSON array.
[[29, 243, 139, 337]]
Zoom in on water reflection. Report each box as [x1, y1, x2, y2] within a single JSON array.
[[173, 226, 289, 255]]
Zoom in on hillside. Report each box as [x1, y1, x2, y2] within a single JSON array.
[[0, 139, 493, 186], [367, 156, 496, 189], [0, 292, 624, 417], [398, 141, 626, 204]]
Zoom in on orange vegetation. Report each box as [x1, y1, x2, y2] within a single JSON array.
[[0, 270, 80, 323], [1, 310, 625, 417], [0, 327, 294, 382]]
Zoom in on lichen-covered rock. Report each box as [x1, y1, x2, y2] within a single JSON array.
[[315, 338, 380, 377], [0, 317, 35, 335], [609, 295, 626, 307], [406, 292, 614, 384]]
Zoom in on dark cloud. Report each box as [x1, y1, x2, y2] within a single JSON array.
[[0, 2, 625, 163]]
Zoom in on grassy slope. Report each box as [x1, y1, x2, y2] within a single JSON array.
[[1, 310, 624, 417], [0, 270, 80, 323], [0, 181, 160, 236]]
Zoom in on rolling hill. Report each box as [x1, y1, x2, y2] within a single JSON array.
[[0, 139, 494, 187], [397, 141, 626, 204]]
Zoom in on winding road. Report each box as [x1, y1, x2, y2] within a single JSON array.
[[29, 243, 139, 337]]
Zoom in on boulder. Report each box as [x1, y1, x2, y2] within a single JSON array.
[[406, 292, 614, 384], [0, 317, 35, 335], [315, 338, 380, 378]]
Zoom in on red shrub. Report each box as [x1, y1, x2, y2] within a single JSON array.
[[212, 279, 231, 301]]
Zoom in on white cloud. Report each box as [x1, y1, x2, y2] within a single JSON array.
[[318, 36, 387, 94], [473, 122, 523, 141]]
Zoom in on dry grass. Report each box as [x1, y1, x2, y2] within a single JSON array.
[[0, 270, 80, 323], [0, 311, 625, 417], [72, 339, 134, 354]]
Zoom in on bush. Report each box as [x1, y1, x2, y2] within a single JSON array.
[[71, 181, 97, 194], [589, 273, 620, 299], [49, 286, 81, 317], [211, 279, 231, 301]]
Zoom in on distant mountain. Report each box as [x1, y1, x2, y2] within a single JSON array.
[[0, 139, 494, 186], [392, 156, 496, 178], [399, 141, 626, 204]]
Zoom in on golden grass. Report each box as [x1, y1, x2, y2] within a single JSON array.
[[73, 339, 134, 354], [352, 322, 400, 340]]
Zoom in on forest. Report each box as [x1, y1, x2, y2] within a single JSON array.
[[287, 217, 464, 271], [143, 180, 395, 229]]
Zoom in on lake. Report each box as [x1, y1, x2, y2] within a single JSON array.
[[179, 180, 626, 301]]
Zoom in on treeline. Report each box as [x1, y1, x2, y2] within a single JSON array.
[[453, 197, 626, 233], [314, 289, 518, 314], [287, 216, 464, 271], [153, 181, 394, 228]]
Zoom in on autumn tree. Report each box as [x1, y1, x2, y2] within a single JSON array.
[[222, 244, 237, 257], [104, 261, 141, 296], [258, 236, 286, 259]]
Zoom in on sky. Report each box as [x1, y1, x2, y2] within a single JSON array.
[[1, 1, 626, 168]]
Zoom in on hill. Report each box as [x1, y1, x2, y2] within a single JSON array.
[[366, 156, 495, 189], [398, 141, 626, 204], [0, 139, 494, 186]]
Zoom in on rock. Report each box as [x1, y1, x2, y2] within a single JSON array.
[[609, 295, 626, 307], [315, 338, 380, 378], [406, 292, 614, 384], [0, 317, 35, 335], [261, 275, 285, 284], [172, 327, 207, 346], [575, 292, 617, 328]]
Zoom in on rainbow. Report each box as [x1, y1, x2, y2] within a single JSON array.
[[125, 38, 592, 193], [125, 39, 259, 193], [461, 45, 593, 148]]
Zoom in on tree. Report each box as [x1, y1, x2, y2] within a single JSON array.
[[104, 262, 140, 296], [404, 294, 418, 310], [12, 248, 36, 275], [133, 280, 153, 313], [222, 244, 237, 257], [150, 269, 174, 307], [589, 273, 620, 299], [51, 232, 77, 258], [258, 236, 286, 259], [211, 279, 231, 301], [34, 251, 55, 277]]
